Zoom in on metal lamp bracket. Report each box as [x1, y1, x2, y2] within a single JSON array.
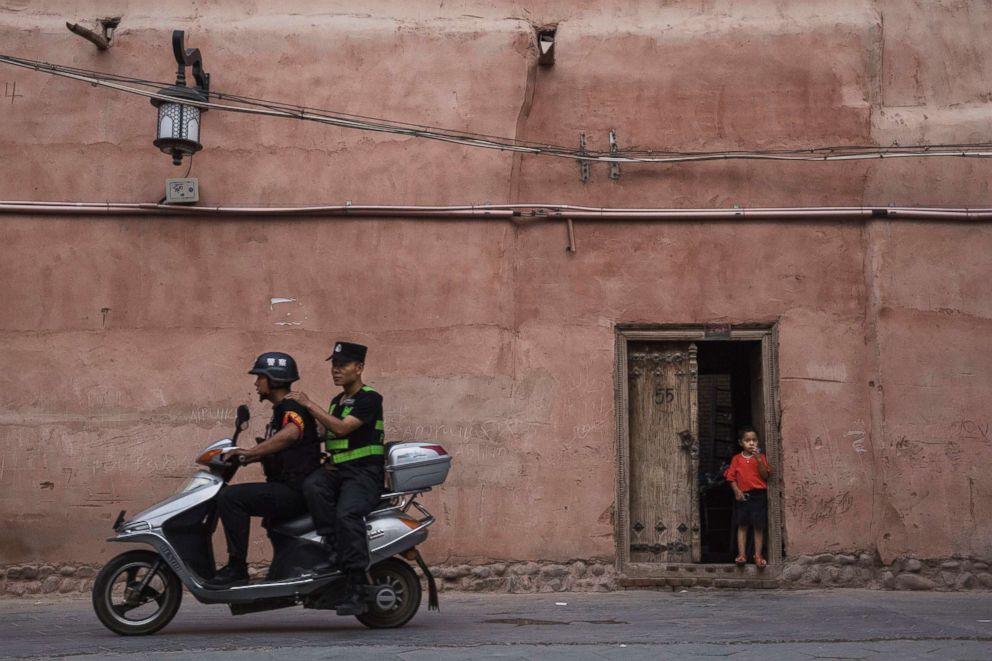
[[172, 30, 210, 93]]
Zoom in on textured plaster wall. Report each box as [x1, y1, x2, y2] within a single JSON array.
[[1, 1, 991, 567]]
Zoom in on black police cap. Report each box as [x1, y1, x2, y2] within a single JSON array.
[[326, 341, 368, 363]]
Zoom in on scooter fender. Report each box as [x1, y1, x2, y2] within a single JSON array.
[[106, 530, 203, 592], [367, 510, 431, 565]]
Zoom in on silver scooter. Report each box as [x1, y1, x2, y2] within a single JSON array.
[[92, 405, 451, 635]]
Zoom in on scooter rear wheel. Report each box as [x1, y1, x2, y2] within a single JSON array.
[[355, 557, 422, 629], [92, 550, 183, 635]]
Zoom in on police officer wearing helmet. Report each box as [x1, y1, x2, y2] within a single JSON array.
[[206, 352, 321, 588], [286, 341, 384, 615]]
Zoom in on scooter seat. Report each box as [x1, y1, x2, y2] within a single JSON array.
[[268, 513, 316, 537]]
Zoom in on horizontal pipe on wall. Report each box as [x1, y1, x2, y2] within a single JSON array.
[[0, 202, 515, 219], [1, 201, 992, 221]]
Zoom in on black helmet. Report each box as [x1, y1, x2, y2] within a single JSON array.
[[248, 352, 300, 386]]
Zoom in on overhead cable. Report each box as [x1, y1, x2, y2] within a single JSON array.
[[3, 53, 992, 164]]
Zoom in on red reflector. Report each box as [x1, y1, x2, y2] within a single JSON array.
[[423, 444, 448, 456]]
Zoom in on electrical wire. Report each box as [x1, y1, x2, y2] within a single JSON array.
[[4, 53, 992, 164]]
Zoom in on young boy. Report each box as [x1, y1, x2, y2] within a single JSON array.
[[724, 426, 773, 568]]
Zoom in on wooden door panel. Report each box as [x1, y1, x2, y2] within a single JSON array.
[[627, 342, 699, 563]]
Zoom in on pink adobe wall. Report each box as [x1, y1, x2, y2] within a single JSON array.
[[1, 1, 991, 566]]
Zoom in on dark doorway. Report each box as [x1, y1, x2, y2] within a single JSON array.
[[696, 340, 763, 563]]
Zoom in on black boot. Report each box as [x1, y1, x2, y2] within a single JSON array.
[[204, 561, 248, 588], [310, 536, 339, 575], [335, 571, 368, 615], [313, 545, 340, 576]]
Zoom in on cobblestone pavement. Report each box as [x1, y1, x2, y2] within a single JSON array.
[[2, 589, 991, 660]]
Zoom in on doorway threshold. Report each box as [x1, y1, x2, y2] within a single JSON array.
[[620, 562, 780, 589]]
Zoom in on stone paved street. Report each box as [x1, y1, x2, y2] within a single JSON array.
[[2, 589, 991, 660]]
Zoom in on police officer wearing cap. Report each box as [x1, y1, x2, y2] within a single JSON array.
[[286, 341, 384, 615], [206, 352, 321, 588]]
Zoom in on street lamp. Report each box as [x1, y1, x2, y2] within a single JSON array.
[[152, 30, 210, 166]]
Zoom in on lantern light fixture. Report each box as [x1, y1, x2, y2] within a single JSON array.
[[151, 30, 210, 166]]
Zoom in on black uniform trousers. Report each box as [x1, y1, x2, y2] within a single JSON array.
[[216, 481, 307, 564], [302, 462, 384, 572]]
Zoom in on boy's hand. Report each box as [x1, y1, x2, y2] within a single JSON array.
[[734, 491, 745, 501]]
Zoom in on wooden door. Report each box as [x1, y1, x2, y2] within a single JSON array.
[[627, 342, 700, 563]]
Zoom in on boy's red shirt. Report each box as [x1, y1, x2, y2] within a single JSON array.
[[724, 452, 770, 491]]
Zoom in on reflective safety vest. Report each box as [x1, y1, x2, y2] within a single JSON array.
[[325, 385, 385, 464]]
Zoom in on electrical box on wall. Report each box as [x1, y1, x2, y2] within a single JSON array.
[[165, 177, 199, 204]]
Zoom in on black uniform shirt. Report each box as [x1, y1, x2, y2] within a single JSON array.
[[326, 387, 384, 467], [260, 399, 321, 486]]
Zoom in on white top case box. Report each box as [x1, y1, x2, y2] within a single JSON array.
[[386, 442, 452, 491]]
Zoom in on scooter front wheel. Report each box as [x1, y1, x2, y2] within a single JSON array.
[[92, 550, 183, 635], [355, 557, 422, 629]]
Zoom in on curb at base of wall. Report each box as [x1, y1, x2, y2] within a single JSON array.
[[780, 554, 992, 591], [2, 555, 990, 597]]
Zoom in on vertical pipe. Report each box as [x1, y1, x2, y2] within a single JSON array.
[[566, 218, 577, 253]]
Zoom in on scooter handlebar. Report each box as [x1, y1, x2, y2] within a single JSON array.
[[205, 453, 245, 471]]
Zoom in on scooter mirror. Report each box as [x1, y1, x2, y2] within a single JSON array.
[[235, 404, 250, 427], [231, 405, 251, 444]]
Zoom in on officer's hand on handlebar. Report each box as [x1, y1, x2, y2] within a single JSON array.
[[222, 448, 250, 465]]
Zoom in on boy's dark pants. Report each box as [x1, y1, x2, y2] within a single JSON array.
[[734, 489, 768, 529]]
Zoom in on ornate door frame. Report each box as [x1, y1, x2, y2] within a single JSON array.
[[614, 324, 783, 576]]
